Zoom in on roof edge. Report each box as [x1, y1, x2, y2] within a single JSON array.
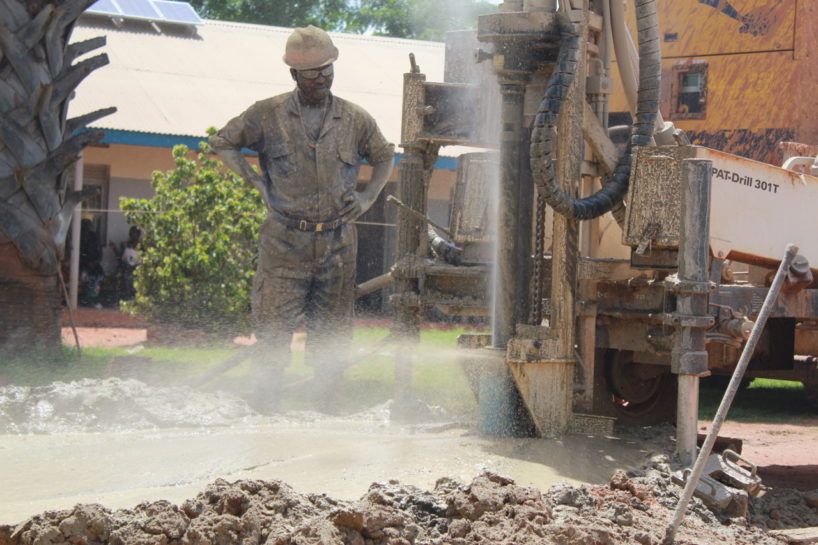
[[97, 128, 207, 149], [89, 128, 458, 170]]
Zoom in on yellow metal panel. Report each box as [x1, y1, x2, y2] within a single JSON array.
[[648, 0, 795, 57], [794, 1, 818, 145], [608, 0, 815, 163], [607, 47, 801, 162], [662, 52, 798, 131]]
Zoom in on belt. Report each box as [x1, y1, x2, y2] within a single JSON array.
[[273, 210, 345, 232]]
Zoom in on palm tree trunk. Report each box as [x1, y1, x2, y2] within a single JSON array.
[[0, 243, 61, 353], [0, 0, 115, 356]]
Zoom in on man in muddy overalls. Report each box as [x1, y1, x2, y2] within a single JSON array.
[[210, 26, 395, 412]]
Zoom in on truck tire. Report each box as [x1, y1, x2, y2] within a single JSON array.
[[603, 349, 677, 426]]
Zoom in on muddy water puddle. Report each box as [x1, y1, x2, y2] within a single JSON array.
[[0, 379, 658, 525]]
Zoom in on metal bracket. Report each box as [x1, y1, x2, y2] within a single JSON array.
[[663, 313, 715, 328], [704, 449, 762, 498], [672, 467, 749, 518], [635, 222, 661, 256], [784, 254, 813, 292], [672, 350, 709, 375], [666, 278, 714, 294]]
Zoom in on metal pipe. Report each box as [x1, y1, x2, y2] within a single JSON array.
[[663, 244, 799, 545], [355, 272, 394, 299], [673, 158, 713, 466], [387, 195, 453, 238], [676, 376, 699, 466], [492, 79, 527, 347], [69, 153, 85, 310], [609, 0, 674, 144], [602, 0, 613, 83], [588, 1, 610, 124], [392, 146, 429, 406], [609, 0, 638, 115]]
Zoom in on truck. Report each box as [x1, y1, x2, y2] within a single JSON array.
[[388, 0, 818, 460]]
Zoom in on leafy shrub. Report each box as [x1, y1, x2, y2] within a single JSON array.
[[120, 141, 265, 334]]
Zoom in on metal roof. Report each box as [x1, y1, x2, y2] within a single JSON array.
[[69, 19, 449, 157]]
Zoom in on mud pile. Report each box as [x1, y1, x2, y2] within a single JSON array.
[[4, 465, 816, 545], [749, 487, 818, 530]]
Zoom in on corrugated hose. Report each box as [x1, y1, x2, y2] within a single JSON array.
[[529, 0, 661, 220]]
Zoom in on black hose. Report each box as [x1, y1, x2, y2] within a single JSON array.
[[530, 0, 661, 220], [428, 226, 462, 265]]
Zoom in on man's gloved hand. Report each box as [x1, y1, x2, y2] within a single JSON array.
[[340, 190, 374, 222], [339, 159, 393, 224]]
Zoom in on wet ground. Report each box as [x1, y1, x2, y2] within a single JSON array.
[[0, 377, 661, 526], [2, 376, 817, 544], [0, 323, 813, 544]]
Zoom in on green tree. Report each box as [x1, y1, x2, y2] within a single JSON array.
[[351, 0, 497, 41], [188, 0, 352, 30], [188, 0, 496, 40], [120, 141, 266, 335]]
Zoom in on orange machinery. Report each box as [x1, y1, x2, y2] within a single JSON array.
[[609, 0, 818, 165]]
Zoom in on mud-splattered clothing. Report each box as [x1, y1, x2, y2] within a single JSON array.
[[251, 216, 357, 372], [214, 91, 393, 221], [213, 91, 392, 393]]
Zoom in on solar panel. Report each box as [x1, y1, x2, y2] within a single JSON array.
[[86, 0, 203, 25], [116, 0, 162, 20], [153, 0, 203, 24], [87, 0, 122, 17]]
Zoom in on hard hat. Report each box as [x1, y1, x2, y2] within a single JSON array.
[[283, 25, 339, 70]]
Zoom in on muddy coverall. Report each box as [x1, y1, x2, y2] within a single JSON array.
[[211, 91, 393, 408]]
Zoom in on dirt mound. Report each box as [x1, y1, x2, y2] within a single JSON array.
[[749, 487, 818, 530], [4, 467, 812, 545]]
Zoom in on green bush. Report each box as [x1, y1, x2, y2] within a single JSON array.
[[120, 141, 265, 334]]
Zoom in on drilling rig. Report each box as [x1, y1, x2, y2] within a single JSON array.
[[390, 0, 818, 464]]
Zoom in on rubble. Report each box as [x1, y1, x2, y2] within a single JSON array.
[[2, 467, 816, 545]]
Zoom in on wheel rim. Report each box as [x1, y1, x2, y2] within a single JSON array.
[[605, 351, 668, 419]]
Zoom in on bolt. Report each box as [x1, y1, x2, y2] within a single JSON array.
[[790, 254, 810, 275], [474, 48, 494, 64]]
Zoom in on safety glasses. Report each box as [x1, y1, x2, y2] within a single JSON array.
[[299, 65, 334, 80]]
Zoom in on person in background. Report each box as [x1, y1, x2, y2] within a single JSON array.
[[78, 218, 104, 307], [119, 226, 142, 301], [79, 218, 101, 276]]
